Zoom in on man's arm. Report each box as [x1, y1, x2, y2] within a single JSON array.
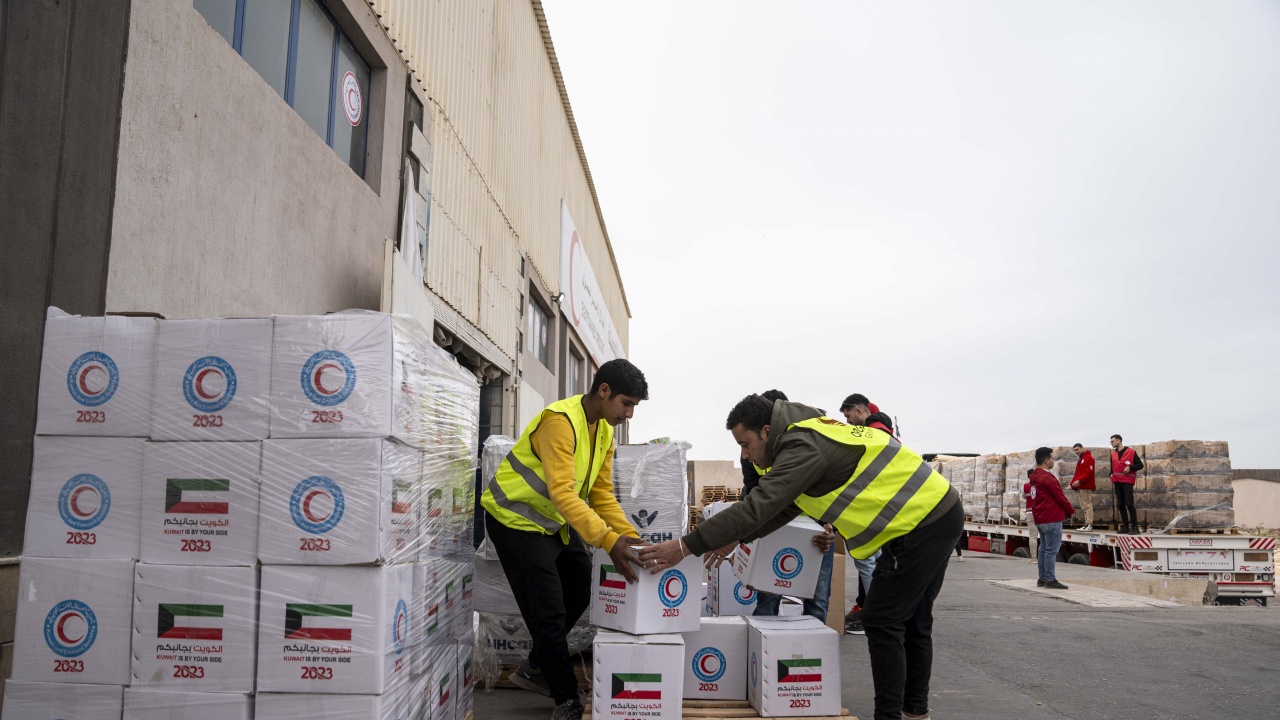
[[1130, 452, 1144, 474], [534, 414, 631, 551], [585, 441, 641, 549], [1046, 476, 1075, 516], [683, 431, 828, 556]]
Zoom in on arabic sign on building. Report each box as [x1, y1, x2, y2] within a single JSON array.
[[559, 201, 624, 365]]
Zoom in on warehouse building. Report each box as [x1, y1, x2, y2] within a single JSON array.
[[0, 0, 632, 683]]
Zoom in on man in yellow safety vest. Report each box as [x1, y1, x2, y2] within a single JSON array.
[[480, 359, 650, 720], [640, 394, 963, 720]]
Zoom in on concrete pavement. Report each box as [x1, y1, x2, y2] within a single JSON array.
[[473, 550, 1280, 719]]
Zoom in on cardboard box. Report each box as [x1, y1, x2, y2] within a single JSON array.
[[707, 552, 756, 616], [732, 516, 825, 600], [257, 565, 414, 694], [268, 313, 434, 444], [11, 557, 134, 685], [24, 437, 145, 560], [258, 439, 421, 565], [131, 564, 257, 691], [36, 310, 156, 437], [746, 616, 841, 717], [140, 441, 261, 566], [150, 319, 273, 441], [123, 689, 252, 719], [682, 616, 748, 700], [0, 681, 122, 720], [455, 642, 474, 718], [425, 644, 457, 720], [589, 549, 701, 634], [257, 691, 406, 720], [593, 631, 685, 720]]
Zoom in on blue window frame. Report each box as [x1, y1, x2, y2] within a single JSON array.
[[195, 0, 370, 177]]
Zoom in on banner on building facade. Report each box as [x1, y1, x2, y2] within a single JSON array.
[[559, 201, 625, 365]]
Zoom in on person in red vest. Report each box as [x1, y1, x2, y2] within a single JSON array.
[[1110, 434, 1144, 534], [839, 393, 895, 436], [1029, 447, 1075, 589], [1070, 443, 1096, 531]]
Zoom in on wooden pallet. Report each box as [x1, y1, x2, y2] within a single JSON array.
[[1164, 526, 1239, 535], [585, 699, 854, 720]]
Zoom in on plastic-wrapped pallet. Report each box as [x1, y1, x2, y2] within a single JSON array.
[[612, 441, 692, 545], [473, 613, 595, 689], [1140, 440, 1233, 530], [976, 455, 1005, 522], [18, 307, 482, 717]]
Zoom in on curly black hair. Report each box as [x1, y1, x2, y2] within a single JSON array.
[[760, 389, 788, 402], [589, 358, 649, 400], [725, 394, 774, 432]]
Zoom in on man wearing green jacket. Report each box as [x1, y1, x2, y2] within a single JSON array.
[[640, 394, 963, 720]]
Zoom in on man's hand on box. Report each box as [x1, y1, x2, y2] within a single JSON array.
[[637, 538, 690, 574], [608, 537, 646, 583], [703, 541, 739, 570], [813, 524, 836, 553]]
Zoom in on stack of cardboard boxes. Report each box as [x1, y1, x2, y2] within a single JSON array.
[[592, 486, 840, 719], [4, 309, 479, 719]]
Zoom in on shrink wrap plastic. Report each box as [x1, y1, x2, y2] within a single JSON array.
[[11, 308, 481, 719]]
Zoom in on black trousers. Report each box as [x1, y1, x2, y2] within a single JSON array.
[[1114, 482, 1137, 528], [485, 513, 592, 705], [861, 501, 965, 720]]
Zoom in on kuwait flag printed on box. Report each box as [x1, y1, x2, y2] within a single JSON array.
[[158, 604, 223, 640], [285, 604, 353, 641], [778, 657, 822, 683], [599, 565, 627, 590], [612, 673, 662, 700]]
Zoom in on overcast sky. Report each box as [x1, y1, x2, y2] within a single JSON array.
[[542, 0, 1280, 468]]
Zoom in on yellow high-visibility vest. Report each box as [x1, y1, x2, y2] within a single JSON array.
[[788, 417, 951, 559], [480, 395, 612, 539]]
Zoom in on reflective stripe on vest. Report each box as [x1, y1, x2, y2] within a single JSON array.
[[480, 395, 612, 537], [787, 417, 951, 560]]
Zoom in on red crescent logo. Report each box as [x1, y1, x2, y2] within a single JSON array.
[[194, 367, 223, 400], [78, 365, 105, 396], [56, 612, 85, 644], [780, 554, 797, 573], [664, 577, 681, 599], [396, 612, 407, 642], [313, 364, 343, 395], [699, 654, 718, 675], [68, 486, 98, 518], [302, 490, 333, 523]]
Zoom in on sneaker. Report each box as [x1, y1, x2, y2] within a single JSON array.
[[551, 698, 584, 720], [1044, 580, 1069, 590], [902, 711, 932, 719], [1037, 579, 1046, 587], [845, 617, 866, 635], [957, 556, 965, 562], [1080, 525, 1092, 531], [1028, 559, 1037, 564], [510, 659, 550, 697]]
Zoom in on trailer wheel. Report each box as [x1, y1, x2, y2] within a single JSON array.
[[1068, 553, 1089, 566], [1012, 547, 1030, 558]]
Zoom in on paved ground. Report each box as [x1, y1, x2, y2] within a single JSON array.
[[474, 551, 1280, 719]]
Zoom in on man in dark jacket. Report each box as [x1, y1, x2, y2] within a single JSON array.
[[641, 395, 962, 720], [738, 390, 835, 620], [1029, 447, 1075, 589]]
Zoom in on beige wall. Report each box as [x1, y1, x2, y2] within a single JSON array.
[[1232, 479, 1280, 530], [370, 0, 631, 357], [691, 460, 744, 507], [106, 0, 406, 317]]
